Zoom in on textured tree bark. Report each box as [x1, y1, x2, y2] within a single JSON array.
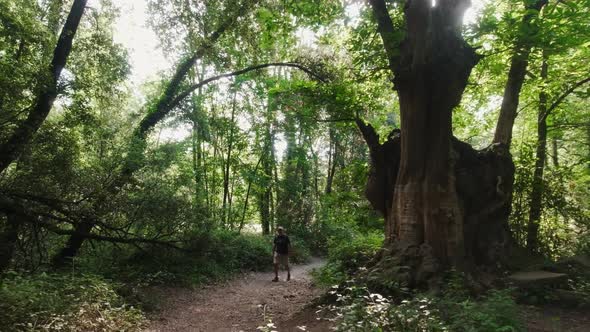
[[526, 55, 549, 252], [493, 0, 547, 146], [0, 0, 87, 174], [365, 0, 515, 286]]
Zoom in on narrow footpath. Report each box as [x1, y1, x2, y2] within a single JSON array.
[[144, 258, 326, 332]]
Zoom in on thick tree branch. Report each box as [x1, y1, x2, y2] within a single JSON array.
[[355, 118, 381, 153], [368, 0, 400, 74], [38, 221, 187, 252], [0, 195, 187, 252], [0, 0, 88, 173]]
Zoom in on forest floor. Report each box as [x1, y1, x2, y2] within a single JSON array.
[[144, 257, 330, 332], [143, 258, 590, 332]]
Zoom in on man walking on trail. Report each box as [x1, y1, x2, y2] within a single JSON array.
[[272, 226, 291, 282]]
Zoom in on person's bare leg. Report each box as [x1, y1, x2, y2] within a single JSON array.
[[273, 263, 279, 281], [286, 263, 290, 281]]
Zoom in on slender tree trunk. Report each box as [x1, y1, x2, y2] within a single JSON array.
[[326, 137, 334, 194], [0, 213, 21, 273], [493, 0, 547, 146], [240, 154, 263, 231], [269, 187, 275, 233], [325, 128, 339, 194], [0, 0, 87, 174], [526, 54, 549, 252], [211, 130, 219, 221], [202, 139, 211, 213], [228, 169, 235, 228], [189, 63, 205, 209], [192, 119, 201, 203], [259, 188, 271, 234], [222, 92, 237, 226], [551, 137, 559, 167], [259, 108, 273, 235]]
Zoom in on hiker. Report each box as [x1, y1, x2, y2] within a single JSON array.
[[272, 226, 291, 282]]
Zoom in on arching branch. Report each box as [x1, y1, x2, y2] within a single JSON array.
[[542, 75, 590, 121], [167, 62, 326, 112]]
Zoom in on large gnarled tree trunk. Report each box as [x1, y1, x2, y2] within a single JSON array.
[[363, 0, 515, 286]]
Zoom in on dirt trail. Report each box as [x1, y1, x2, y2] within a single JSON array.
[[144, 258, 326, 332]]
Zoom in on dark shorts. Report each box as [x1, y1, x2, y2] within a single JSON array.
[[273, 252, 289, 266]]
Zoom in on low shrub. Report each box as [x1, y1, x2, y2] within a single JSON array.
[[327, 231, 383, 273], [439, 271, 524, 332], [321, 272, 524, 332], [444, 289, 524, 332], [313, 231, 383, 287], [78, 230, 276, 286], [0, 272, 144, 331], [321, 283, 447, 332], [312, 261, 347, 286]]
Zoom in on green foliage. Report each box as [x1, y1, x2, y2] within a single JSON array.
[[79, 230, 275, 286], [327, 231, 383, 274], [444, 290, 524, 332], [323, 276, 524, 332], [438, 271, 524, 332], [510, 138, 590, 259], [312, 231, 382, 287], [1, 0, 590, 328], [0, 272, 144, 331], [322, 284, 448, 332]]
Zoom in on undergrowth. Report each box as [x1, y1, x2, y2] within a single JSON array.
[[0, 272, 145, 331], [318, 279, 524, 332], [312, 230, 383, 286], [78, 229, 310, 286], [0, 230, 313, 329], [311, 225, 527, 331]]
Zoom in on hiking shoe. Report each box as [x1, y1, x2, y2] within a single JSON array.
[[272, 277, 279, 282]]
